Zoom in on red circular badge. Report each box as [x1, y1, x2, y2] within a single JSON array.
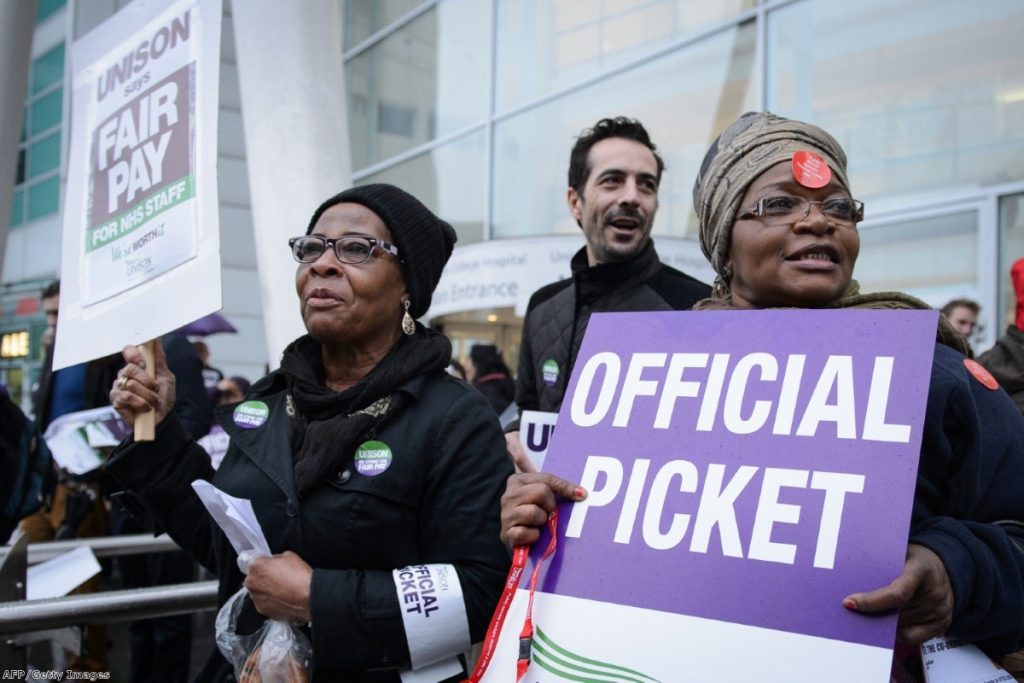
[[791, 151, 832, 189], [963, 359, 999, 391]]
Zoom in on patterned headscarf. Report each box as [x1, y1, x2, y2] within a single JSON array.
[[690, 112, 969, 356], [692, 112, 849, 297]]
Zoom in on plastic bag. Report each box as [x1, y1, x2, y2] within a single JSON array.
[[215, 586, 313, 683]]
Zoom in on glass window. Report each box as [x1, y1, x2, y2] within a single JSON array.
[[10, 190, 24, 228], [767, 0, 1024, 208], [491, 22, 756, 240], [997, 193, 1024, 331], [28, 131, 61, 179], [495, 0, 755, 112], [346, 0, 490, 170], [360, 130, 486, 244], [31, 44, 65, 95], [856, 211, 977, 297], [30, 89, 62, 136], [344, 0, 426, 50], [15, 43, 64, 225], [27, 176, 60, 221], [37, 0, 66, 23]]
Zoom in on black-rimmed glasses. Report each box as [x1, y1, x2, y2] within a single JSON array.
[[288, 235, 400, 264], [738, 196, 865, 226]]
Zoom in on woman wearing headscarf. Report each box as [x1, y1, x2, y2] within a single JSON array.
[[108, 184, 513, 681], [500, 114, 1024, 658]]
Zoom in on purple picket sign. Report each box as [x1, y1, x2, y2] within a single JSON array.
[[533, 309, 938, 649]]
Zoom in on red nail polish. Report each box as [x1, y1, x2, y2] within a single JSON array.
[[843, 598, 856, 610], [574, 486, 586, 499]]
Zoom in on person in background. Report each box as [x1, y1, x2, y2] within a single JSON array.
[[467, 344, 515, 416], [21, 279, 119, 672], [109, 330, 213, 683], [501, 113, 1024, 667], [215, 375, 251, 406], [107, 183, 511, 680], [194, 340, 225, 396], [506, 116, 710, 471], [978, 258, 1024, 414], [447, 359, 467, 381], [941, 298, 980, 342]]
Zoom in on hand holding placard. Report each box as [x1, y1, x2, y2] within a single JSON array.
[[499, 472, 586, 547], [110, 340, 176, 442]]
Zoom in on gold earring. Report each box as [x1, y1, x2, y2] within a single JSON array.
[[402, 300, 415, 336]]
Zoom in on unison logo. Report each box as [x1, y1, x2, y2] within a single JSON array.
[[531, 627, 660, 683]]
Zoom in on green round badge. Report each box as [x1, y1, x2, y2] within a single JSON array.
[[354, 440, 393, 477], [542, 359, 559, 386], [232, 400, 269, 429]]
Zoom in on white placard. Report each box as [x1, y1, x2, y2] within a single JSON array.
[[43, 405, 127, 475], [27, 547, 102, 600], [518, 410, 557, 471], [55, 0, 223, 370]]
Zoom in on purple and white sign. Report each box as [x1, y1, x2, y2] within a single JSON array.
[[482, 309, 938, 682]]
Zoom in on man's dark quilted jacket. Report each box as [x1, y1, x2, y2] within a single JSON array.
[[513, 242, 710, 419]]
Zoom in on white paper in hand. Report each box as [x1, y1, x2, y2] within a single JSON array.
[[921, 636, 1013, 683], [191, 480, 271, 560]]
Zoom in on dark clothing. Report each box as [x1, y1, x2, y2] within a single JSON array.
[[0, 395, 50, 542], [48, 363, 87, 421], [110, 333, 211, 683], [163, 333, 215, 441], [978, 325, 1024, 414], [911, 343, 1024, 655], [106, 367, 512, 681], [32, 347, 121, 431], [473, 373, 515, 415], [117, 550, 195, 683], [515, 243, 710, 416]]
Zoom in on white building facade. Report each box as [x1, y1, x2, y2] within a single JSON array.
[[2, 0, 1023, 409]]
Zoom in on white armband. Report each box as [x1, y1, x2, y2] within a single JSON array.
[[392, 563, 471, 670]]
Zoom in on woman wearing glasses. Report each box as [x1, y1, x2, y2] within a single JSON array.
[[502, 113, 1024, 661], [108, 184, 512, 681]]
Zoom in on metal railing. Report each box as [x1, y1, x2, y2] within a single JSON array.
[[0, 580, 218, 634], [0, 534, 220, 669], [0, 533, 181, 565]]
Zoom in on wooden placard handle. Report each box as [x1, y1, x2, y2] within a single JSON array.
[[134, 339, 158, 442]]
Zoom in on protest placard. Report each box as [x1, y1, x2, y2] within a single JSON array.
[[54, 0, 222, 371], [520, 410, 558, 471], [480, 309, 938, 682]]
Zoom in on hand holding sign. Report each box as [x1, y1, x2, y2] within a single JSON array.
[[843, 542, 953, 644], [110, 341, 176, 440], [499, 472, 586, 547]]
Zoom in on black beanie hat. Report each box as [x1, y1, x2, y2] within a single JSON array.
[[305, 183, 457, 319]]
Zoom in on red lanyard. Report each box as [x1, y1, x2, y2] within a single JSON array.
[[464, 509, 559, 683]]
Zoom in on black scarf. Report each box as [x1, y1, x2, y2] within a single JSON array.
[[279, 327, 452, 498]]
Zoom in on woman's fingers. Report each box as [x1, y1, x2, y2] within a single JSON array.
[[110, 342, 177, 426], [843, 543, 953, 644], [500, 473, 586, 547]]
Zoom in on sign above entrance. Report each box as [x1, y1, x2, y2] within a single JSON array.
[[428, 236, 713, 320]]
